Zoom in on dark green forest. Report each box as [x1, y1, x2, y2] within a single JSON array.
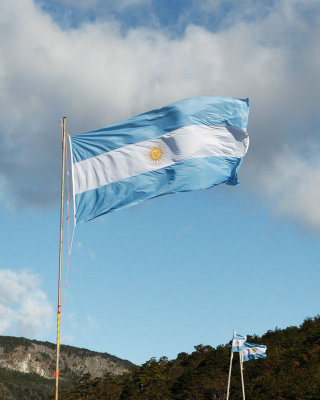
[[54, 316, 320, 400]]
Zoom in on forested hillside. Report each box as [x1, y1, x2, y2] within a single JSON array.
[[56, 316, 320, 400], [0, 336, 134, 399]]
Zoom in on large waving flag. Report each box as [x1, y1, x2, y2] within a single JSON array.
[[232, 333, 247, 352], [241, 342, 267, 362], [70, 96, 249, 224]]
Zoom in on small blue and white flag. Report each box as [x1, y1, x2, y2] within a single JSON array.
[[70, 96, 249, 224], [232, 333, 247, 352], [241, 342, 267, 362]]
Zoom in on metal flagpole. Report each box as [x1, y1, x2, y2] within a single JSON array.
[[226, 330, 235, 400], [55, 117, 67, 400], [239, 350, 246, 400]]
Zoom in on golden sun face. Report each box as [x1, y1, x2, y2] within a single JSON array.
[[147, 143, 167, 166], [150, 148, 162, 160]]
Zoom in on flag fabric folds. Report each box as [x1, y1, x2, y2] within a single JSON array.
[[69, 96, 249, 224], [241, 342, 267, 362], [232, 333, 247, 352]]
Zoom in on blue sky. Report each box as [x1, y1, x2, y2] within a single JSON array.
[[0, 0, 319, 365]]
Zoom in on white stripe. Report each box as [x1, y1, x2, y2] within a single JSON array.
[[243, 347, 266, 356], [73, 124, 248, 195], [249, 347, 266, 355], [68, 134, 78, 225], [232, 339, 245, 346]]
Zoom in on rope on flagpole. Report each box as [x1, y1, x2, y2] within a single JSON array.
[[61, 132, 76, 328]]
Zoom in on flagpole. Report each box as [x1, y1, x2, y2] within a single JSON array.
[[226, 329, 235, 400], [239, 350, 246, 400], [55, 117, 67, 400]]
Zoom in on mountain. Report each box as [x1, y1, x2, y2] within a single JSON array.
[[0, 336, 135, 399], [58, 315, 320, 400], [2, 316, 320, 399]]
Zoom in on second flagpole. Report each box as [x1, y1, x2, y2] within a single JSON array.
[[240, 350, 246, 400], [226, 329, 235, 400]]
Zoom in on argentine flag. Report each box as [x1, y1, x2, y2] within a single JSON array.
[[232, 333, 247, 352], [70, 96, 249, 224], [241, 342, 267, 362]]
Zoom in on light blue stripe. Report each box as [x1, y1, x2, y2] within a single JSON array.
[[234, 333, 246, 341], [70, 96, 249, 163], [244, 342, 267, 349], [242, 353, 267, 362], [75, 155, 242, 224]]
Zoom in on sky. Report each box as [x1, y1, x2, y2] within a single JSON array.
[[0, 0, 319, 365]]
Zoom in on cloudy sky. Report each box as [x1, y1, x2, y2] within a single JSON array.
[[0, 0, 319, 364]]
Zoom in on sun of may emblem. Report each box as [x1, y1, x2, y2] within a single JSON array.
[[147, 143, 166, 165], [151, 147, 162, 160]]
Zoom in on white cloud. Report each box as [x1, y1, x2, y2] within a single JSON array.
[[0, 304, 15, 333], [260, 152, 320, 232], [0, 269, 53, 337], [0, 0, 319, 231]]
